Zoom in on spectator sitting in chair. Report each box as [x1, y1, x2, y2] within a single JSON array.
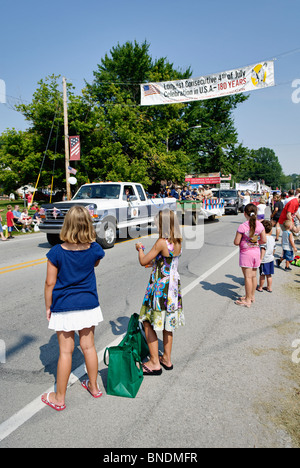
[[20, 208, 33, 232], [13, 205, 22, 224], [32, 207, 42, 225], [31, 202, 39, 211]]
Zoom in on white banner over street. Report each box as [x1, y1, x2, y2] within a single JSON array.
[[140, 61, 275, 106], [0, 79, 6, 104]]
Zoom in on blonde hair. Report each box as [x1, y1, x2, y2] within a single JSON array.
[[156, 209, 182, 246], [283, 219, 292, 230], [60, 205, 96, 244]]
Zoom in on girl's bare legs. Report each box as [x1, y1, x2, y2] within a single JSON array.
[[161, 330, 173, 367], [239, 267, 257, 305], [79, 326, 99, 395], [275, 222, 280, 241], [42, 330, 75, 406], [143, 321, 161, 370]]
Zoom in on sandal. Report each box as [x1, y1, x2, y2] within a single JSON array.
[[41, 393, 66, 412], [142, 363, 162, 376], [81, 379, 103, 398], [159, 356, 173, 371]]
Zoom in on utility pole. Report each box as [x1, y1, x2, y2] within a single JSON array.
[[62, 76, 71, 201]]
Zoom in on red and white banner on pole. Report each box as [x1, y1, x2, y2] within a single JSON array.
[[140, 61, 275, 106], [69, 136, 81, 161]]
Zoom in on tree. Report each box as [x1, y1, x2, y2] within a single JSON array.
[[85, 40, 192, 188], [0, 129, 43, 193], [182, 94, 249, 174], [10, 75, 107, 189], [248, 147, 283, 188]]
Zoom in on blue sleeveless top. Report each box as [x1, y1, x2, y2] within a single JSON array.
[[46, 242, 105, 313]]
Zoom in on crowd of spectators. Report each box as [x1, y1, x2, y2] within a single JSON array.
[[154, 184, 214, 201]]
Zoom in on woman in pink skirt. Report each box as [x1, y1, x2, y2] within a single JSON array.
[[234, 204, 267, 307]]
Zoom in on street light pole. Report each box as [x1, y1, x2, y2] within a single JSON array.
[[62, 77, 71, 201]]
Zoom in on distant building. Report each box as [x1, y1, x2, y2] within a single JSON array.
[[235, 179, 271, 193]]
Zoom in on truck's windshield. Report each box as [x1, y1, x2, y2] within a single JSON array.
[[73, 184, 120, 200]]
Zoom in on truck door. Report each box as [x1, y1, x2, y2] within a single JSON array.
[[134, 184, 149, 223], [119, 184, 138, 224], [121, 184, 148, 224]]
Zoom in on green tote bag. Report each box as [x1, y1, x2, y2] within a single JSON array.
[[104, 344, 144, 398], [120, 313, 149, 361]]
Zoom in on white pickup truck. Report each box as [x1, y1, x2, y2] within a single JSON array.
[[39, 182, 177, 248]]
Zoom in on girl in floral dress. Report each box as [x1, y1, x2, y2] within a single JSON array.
[[136, 210, 185, 375]]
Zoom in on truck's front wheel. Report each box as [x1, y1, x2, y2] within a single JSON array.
[[97, 220, 116, 249], [47, 234, 61, 246]]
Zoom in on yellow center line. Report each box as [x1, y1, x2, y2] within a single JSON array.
[[0, 258, 47, 275], [0, 233, 154, 275]]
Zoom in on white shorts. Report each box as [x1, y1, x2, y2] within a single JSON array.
[[48, 306, 103, 332]]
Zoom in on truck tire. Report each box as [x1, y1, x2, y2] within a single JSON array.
[[47, 234, 61, 246], [97, 219, 116, 249]]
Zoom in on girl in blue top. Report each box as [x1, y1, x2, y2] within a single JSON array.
[[42, 206, 105, 412]]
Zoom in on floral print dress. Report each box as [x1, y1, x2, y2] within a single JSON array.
[[139, 240, 185, 332]]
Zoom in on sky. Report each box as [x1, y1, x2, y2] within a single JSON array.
[[0, 0, 299, 176]]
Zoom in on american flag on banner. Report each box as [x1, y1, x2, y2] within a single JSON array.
[[143, 84, 160, 97], [69, 136, 81, 161]]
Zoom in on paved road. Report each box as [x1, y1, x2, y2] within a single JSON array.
[[0, 214, 299, 448]]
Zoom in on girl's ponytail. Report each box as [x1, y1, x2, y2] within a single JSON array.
[[244, 203, 258, 238]]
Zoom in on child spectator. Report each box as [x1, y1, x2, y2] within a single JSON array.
[[136, 209, 184, 374], [257, 220, 276, 293], [257, 199, 267, 220], [233, 203, 267, 307], [276, 220, 298, 271], [6, 205, 15, 239], [42, 205, 105, 411]]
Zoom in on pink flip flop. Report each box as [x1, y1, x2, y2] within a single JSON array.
[[81, 379, 103, 398], [41, 393, 66, 412], [142, 363, 162, 376]]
